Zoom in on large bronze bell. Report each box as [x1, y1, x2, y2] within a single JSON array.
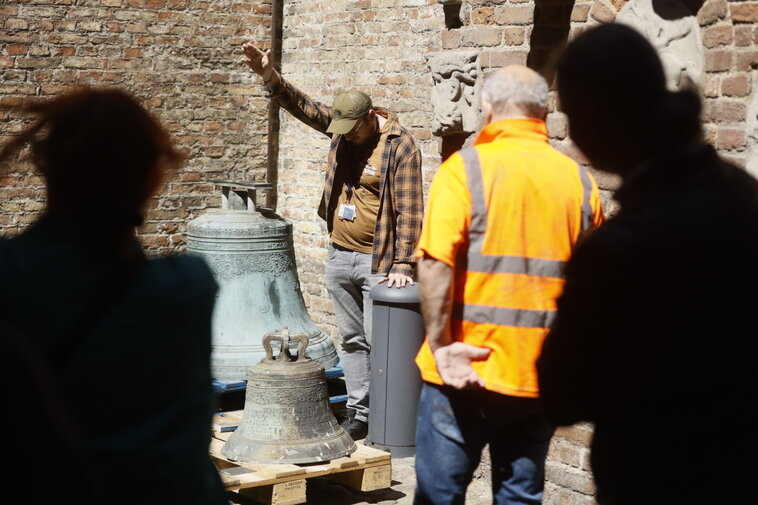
[[222, 327, 356, 464], [186, 181, 338, 381]]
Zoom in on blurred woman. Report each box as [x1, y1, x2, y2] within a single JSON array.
[[0, 88, 228, 505]]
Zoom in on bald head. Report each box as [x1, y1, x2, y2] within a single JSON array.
[[481, 65, 549, 122]]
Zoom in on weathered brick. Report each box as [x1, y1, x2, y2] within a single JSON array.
[[721, 74, 750, 97], [6, 18, 30, 30], [609, 0, 626, 10], [504, 27, 525, 46], [590, 0, 616, 23], [571, 4, 590, 22], [717, 128, 746, 150], [703, 24, 733, 48], [17, 57, 63, 69], [705, 99, 747, 123], [547, 112, 568, 140], [735, 50, 758, 71], [7, 44, 29, 56], [78, 21, 102, 32], [482, 49, 528, 68], [440, 29, 460, 49], [734, 25, 753, 47], [548, 438, 584, 468], [704, 49, 733, 72], [554, 424, 594, 446], [471, 7, 495, 25], [461, 27, 502, 47], [730, 2, 758, 23], [701, 74, 720, 98], [29, 46, 51, 56], [545, 461, 596, 495], [32, 20, 55, 31], [494, 5, 534, 25], [698, 0, 728, 26]]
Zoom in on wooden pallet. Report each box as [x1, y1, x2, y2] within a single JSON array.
[[211, 411, 392, 505]]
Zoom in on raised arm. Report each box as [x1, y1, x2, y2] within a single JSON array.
[[240, 42, 333, 135]]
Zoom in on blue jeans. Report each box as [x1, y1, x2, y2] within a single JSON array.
[[414, 383, 555, 505]]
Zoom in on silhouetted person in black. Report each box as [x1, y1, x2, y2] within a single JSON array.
[[0, 320, 98, 504], [537, 24, 758, 505], [0, 88, 228, 505]]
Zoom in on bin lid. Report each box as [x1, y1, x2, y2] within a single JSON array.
[[369, 282, 420, 303]]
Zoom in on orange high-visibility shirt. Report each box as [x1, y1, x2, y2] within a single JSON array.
[[415, 118, 604, 397]]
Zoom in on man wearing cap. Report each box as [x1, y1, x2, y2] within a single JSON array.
[[241, 42, 423, 440]]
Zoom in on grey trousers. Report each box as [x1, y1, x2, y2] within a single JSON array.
[[325, 244, 384, 423]]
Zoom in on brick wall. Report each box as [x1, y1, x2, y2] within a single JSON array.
[[274, 0, 444, 334], [272, 0, 758, 503], [0, 0, 273, 252], [3, 0, 757, 502]]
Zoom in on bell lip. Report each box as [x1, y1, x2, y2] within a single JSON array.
[[221, 436, 357, 465]]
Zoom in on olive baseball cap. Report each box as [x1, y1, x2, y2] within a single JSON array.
[[326, 90, 372, 134]]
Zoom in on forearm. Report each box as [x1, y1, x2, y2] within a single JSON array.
[[418, 255, 454, 351], [266, 74, 332, 134], [391, 150, 423, 275]]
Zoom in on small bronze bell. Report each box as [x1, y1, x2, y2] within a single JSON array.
[[221, 327, 356, 464]]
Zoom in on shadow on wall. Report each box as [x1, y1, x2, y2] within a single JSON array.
[[527, 0, 575, 85], [525, 0, 706, 85], [653, 0, 704, 20]]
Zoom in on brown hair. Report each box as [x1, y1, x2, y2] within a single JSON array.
[[0, 87, 184, 226]]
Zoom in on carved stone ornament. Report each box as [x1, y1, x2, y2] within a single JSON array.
[[617, 0, 703, 91], [427, 50, 482, 137], [746, 74, 758, 179]]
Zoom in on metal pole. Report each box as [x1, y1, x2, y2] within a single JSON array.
[[265, 0, 283, 212]]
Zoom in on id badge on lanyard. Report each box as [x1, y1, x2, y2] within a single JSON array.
[[338, 203, 356, 221]]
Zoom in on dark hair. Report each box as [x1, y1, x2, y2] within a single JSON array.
[[556, 23, 701, 157], [0, 87, 184, 226]]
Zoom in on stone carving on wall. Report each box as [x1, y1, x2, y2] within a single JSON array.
[[617, 0, 703, 91], [746, 74, 758, 179], [427, 51, 482, 137]]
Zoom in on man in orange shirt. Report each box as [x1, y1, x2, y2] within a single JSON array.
[[414, 65, 604, 505]]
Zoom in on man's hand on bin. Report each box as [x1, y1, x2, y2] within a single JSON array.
[[379, 273, 414, 288], [433, 342, 491, 390]]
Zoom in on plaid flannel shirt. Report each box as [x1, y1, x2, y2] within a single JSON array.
[[268, 77, 424, 277]]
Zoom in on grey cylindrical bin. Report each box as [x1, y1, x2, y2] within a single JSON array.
[[367, 283, 424, 457]]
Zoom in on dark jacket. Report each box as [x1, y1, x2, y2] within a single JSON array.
[[537, 145, 758, 505], [0, 216, 227, 505]]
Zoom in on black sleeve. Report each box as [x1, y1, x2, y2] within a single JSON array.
[[537, 229, 626, 426]]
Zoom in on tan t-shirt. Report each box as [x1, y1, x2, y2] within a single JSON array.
[[331, 119, 390, 253]]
